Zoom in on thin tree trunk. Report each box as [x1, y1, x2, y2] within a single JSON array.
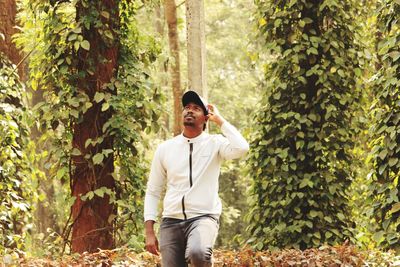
[[0, 0, 26, 80], [154, 5, 169, 138], [154, 5, 164, 37], [185, 0, 207, 98], [165, 0, 183, 136], [71, 0, 118, 253]]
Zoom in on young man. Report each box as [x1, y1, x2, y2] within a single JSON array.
[[144, 90, 249, 266]]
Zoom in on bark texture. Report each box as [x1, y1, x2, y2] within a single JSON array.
[[185, 0, 207, 98], [0, 0, 25, 80], [165, 0, 183, 136], [71, 0, 118, 253]]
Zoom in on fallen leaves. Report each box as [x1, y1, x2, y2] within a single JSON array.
[[214, 245, 364, 266], [4, 244, 399, 266]]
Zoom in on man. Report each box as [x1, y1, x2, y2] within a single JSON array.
[[144, 90, 249, 266]]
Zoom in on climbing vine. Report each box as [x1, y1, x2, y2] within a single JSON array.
[[247, 0, 363, 249], [369, 0, 400, 249], [17, 0, 161, 252], [0, 54, 38, 254]]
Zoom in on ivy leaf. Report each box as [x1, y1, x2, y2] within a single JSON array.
[[81, 40, 90, 51], [378, 149, 388, 160], [72, 27, 82, 33], [288, 0, 297, 7], [388, 158, 398, 167], [56, 168, 67, 179], [378, 164, 387, 175], [274, 18, 282, 27], [101, 102, 110, 111], [81, 191, 94, 201], [94, 92, 105, 103], [74, 41, 80, 51], [308, 114, 317, 121], [390, 203, 400, 214], [259, 18, 267, 27], [68, 33, 78, 41], [309, 210, 318, 217], [71, 148, 81, 156], [100, 11, 110, 19], [94, 187, 106, 198], [307, 47, 318, 55], [373, 231, 385, 244], [87, 191, 95, 200], [300, 178, 313, 188], [93, 153, 104, 165], [85, 138, 92, 148]]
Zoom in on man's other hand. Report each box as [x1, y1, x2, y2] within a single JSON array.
[[145, 220, 159, 255]]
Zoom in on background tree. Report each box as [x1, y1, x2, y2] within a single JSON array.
[[0, 54, 36, 254], [0, 0, 38, 254], [369, 0, 400, 249], [0, 0, 26, 79], [186, 0, 207, 97], [165, 0, 182, 136], [17, 0, 161, 254], [204, 0, 261, 248], [69, 0, 120, 253], [247, 0, 363, 249]]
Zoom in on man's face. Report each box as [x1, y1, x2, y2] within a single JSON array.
[[182, 102, 207, 129]]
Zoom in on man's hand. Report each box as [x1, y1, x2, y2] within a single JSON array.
[[145, 220, 159, 255], [207, 104, 226, 127]]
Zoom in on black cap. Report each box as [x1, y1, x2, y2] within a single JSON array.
[[182, 90, 209, 115]]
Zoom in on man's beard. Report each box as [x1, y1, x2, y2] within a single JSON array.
[[183, 121, 195, 127]]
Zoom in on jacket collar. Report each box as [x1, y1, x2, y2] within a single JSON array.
[[179, 131, 209, 144]]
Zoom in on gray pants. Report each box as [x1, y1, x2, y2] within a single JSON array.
[[159, 215, 219, 267]]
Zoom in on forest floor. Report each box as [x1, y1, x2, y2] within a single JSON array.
[[4, 244, 400, 266]]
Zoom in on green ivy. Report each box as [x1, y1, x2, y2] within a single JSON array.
[[17, 0, 161, 252], [369, 0, 400, 249], [247, 0, 363, 250], [0, 54, 37, 254]]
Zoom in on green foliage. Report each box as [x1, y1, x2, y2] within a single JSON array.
[[16, 0, 162, 253], [205, 0, 260, 249], [369, 0, 400, 249], [206, 0, 261, 129], [0, 54, 37, 254], [112, 6, 162, 248], [247, 0, 363, 249]]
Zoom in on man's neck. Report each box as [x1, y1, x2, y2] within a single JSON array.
[[182, 127, 202, 139]]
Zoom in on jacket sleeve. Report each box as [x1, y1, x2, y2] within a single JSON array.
[[144, 144, 166, 222], [218, 121, 250, 161]]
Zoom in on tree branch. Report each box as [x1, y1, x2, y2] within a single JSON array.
[[177, 0, 185, 8]]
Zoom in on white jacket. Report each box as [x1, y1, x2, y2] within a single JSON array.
[[144, 122, 249, 221]]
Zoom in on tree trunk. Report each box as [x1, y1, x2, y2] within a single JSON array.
[[71, 0, 118, 253], [154, 5, 169, 139], [154, 5, 164, 37], [0, 0, 26, 80], [1, 0, 55, 239], [165, 0, 183, 136], [185, 0, 207, 98]]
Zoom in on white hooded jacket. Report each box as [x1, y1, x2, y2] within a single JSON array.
[[144, 121, 249, 222]]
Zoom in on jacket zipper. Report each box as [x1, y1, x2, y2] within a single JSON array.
[[189, 143, 193, 186], [182, 143, 194, 220]]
